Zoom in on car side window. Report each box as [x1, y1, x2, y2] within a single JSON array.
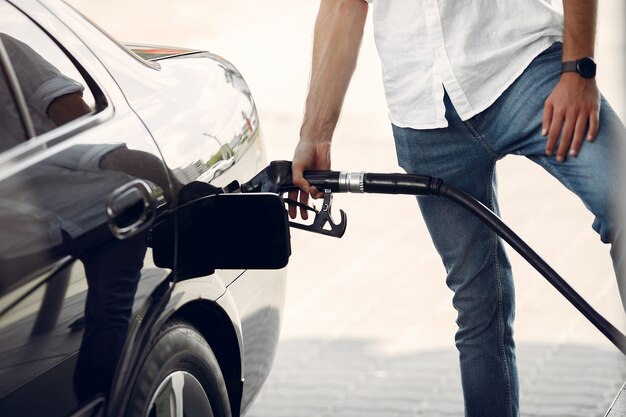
[[0, 1, 97, 151]]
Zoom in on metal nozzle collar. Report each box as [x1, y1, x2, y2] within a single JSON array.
[[339, 171, 365, 193]]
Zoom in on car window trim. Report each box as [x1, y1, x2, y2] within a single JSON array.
[[0, 37, 36, 139], [0, 104, 114, 181]]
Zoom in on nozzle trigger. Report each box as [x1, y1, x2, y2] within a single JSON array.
[[288, 190, 346, 238]]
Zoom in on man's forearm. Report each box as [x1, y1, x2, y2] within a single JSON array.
[[301, 0, 368, 142], [48, 93, 91, 126], [562, 0, 597, 60]]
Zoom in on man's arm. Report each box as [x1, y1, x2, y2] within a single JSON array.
[[48, 92, 91, 126], [289, 0, 368, 219], [542, 0, 599, 162]]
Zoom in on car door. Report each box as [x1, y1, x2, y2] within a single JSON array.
[[0, 2, 174, 416]]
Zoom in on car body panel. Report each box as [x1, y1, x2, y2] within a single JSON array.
[[0, 2, 175, 414], [124, 52, 266, 195], [225, 268, 287, 415], [0, 1, 287, 416]]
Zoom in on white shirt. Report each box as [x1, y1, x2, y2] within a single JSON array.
[[363, 0, 564, 129]]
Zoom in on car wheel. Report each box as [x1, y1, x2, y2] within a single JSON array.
[[126, 319, 232, 417]]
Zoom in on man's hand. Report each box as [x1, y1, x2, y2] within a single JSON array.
[[288, 0, 368, 220], [288, 138, 331, 220], [544, 0, 600, 162], [542, 73, 600, 162]]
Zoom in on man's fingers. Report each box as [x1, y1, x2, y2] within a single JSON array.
[[291, 161, 309, 192], [309, 186, 324, 199], [546, 110, 564, 156], [299, 190, 310, 220], [290, 159, 311, 220], [569, 115, 587, 157], [542, 100, 553, 137], [556, 116, 575, 162], [587, 110, 599, 141], [288, 190, 298, 219]]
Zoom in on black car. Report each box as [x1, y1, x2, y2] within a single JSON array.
[[0, 0, 290, 416]]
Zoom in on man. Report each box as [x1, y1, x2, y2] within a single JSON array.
[[289, 1, 625, 416], [0, 33, 90, 148]]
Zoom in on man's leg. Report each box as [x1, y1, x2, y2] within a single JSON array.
[[527, 100, 625, 311], [393, 95, 519, 417], [467, 42, 626, 312], [74, 233, 147, 400]]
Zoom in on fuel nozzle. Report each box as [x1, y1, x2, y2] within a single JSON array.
[[239, 161, 346, 237], [240, 160, 296, 193], [239, 161, 443, 238], [240, 160, 343, 194], [240, 160, 441, 196]]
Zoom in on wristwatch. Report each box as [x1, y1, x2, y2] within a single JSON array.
[[561, 57, 596, 79]]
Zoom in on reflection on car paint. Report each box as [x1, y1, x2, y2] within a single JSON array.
[[0, 0, 286, 416], [130, 51, 264, 190], [0, 11, 173, 415]]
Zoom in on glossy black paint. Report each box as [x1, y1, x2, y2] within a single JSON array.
[[0, 1, 287, 416]]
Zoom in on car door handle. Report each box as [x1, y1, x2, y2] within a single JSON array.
[[106, 180, 156, 240]]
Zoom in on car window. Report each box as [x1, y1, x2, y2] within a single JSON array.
[[0, 1, 96, 148], [0, 54, 27, 148]]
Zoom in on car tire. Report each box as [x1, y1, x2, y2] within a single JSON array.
[[125, 319, 232, 417]]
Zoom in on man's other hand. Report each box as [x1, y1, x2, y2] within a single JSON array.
[[542, 73, 600, 162]]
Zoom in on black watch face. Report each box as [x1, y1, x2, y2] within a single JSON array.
[[577, 57, 596, 78]]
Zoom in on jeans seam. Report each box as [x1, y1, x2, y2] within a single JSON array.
[[464, 119, 501, 159], [535, 155, 576, 191], [488, 163, 514, 417]]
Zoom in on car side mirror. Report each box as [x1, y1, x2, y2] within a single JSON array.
[[152, 193, 291, 278]]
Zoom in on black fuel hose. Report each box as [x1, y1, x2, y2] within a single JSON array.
[[357, 173, 625, 354], [240, 161, 440, 195], [240, 161, 626, 354], [438, 183, 626, 355], [286, 171, 442, 195]]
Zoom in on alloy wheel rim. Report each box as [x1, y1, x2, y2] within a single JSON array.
[[147, 371, 214, 417]]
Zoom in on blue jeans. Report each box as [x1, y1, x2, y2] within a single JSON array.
[[392, 42, 625, 417], [73, 231, 146, 400]]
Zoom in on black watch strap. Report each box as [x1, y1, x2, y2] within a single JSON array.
[[561, 57, 596, 79], [561, 61, 578, 73]]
